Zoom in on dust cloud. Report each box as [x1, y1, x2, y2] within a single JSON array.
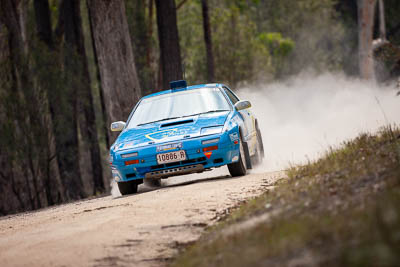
[[111, 72, 399, 196], [111, 180, 121, 197], [239, 72, 400, 171]]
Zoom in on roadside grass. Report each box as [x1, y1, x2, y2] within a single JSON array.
[[171, 126, 400, 267]]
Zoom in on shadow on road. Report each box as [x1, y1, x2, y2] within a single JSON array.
[[113, 172, 240, 199]]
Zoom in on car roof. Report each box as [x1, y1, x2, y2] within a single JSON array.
[[141, 83, 224, 100]]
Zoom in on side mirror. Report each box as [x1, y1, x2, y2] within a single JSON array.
[[235, 100, 251, 111], [110, 121, 126, 132]]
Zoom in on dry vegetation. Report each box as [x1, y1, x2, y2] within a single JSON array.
[[172, 126, 400, 267]]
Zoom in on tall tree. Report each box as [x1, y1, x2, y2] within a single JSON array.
[[0, 0, 23, 213], [126, 0, 155, 95], [201, 0, 215, 82], [0, 0, 54, 210], [61, 0, 104, 194], [33, 0, 58, 207], [43, 0, 86, 200], [147, 0, 154, 69], [33, 0, 53, 48], [357, 0, 377, 80], [155, 0, 183, 89], [87, 0, 141, 143], [85, 1, 110, 148], [378, 0, 386, 40]]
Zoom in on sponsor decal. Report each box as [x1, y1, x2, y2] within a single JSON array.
[[116, 141, 136, 150], [229, 132, 239, 142], [145, 128, 188, 141], [156, 142, 183, 152]]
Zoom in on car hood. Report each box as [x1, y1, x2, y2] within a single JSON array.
[[112, 111, 230, 152]]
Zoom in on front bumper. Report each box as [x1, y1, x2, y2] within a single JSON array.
[[110, 132, 239, 182], [145, 164, 204, 179]]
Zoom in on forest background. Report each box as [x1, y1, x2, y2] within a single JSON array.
[[0, 0, 399, 216]]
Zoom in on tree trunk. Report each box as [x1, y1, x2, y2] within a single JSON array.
[[0, 0, 24, 58], [126, 0, 154, 95], [155, 0, 183, 90], [44, 0, 86, 200], [33, 0, 53, 48], [87, 0, 141, 143], [357, 0, 376, 80], [86, 0, 109, 148], [145, 0, 156, 94], [378, 0, 386, 40], [0, 9, 24, 214], [147, 0, 154, 68], [61, 0, 105, 194], [1, 0, 51, 210], [32, 0, 64, 206], [201, 0, 215, 82]]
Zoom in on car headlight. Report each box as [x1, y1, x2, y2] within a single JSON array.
[[201, 126, 223, 136]]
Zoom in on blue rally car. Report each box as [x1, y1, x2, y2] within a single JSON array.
[[109, 81, 264, 195]]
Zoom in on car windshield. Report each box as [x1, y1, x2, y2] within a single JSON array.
[[127, 87, 231, 128]]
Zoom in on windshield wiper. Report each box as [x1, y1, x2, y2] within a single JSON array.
[[188, 110, 230, 117], [137, 110, 229, 126], [137, 116, 181, 126]]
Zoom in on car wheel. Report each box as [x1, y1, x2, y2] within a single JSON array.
[[252, 132, 264, 167], [251, 142, 263, 167], [256, 122, 265, 159], [228, 133, 247, 177], [117, 180, 139, 195]]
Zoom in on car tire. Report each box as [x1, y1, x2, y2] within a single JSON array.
[[256, 122, 265, 159], [117, 180, 139, 195], [251, 143, 262, 167], [243, 140, 253, 169], [252, 128, 264, 167], [228, 133, 247, 177]]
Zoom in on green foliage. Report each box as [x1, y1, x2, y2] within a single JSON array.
[[383, 0, 400, 44], [176, 0, 356, 86], [177, 1, 207, 84], [257, 32, 294, 57], [178, 0, 274, 86], [257, 32, 294, 78], [210, 3, 261, 85], [251, 0, 351, 76]]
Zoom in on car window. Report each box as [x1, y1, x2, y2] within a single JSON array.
[[126, 87, 231, 128], [223, 87, 240, 104]]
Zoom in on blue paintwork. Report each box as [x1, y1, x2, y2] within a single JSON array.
[[109, 83, 258, 182]]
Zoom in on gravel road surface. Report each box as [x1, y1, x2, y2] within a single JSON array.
[[0, 167, 282, 267]]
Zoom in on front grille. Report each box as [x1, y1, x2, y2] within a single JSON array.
[[150, 157, 207, 171], [145, 164, 204, 179]]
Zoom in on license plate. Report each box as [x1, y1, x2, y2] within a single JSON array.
[[157, 150, 186, 164]]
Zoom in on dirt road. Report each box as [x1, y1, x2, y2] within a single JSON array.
[[0, 168, 282, 267]]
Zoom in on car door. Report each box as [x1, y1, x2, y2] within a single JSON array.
[[222, 86, 256, 155]]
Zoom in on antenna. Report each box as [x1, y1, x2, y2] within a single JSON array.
[[182, 62, 186, 81]]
